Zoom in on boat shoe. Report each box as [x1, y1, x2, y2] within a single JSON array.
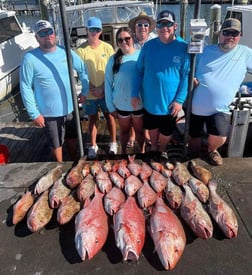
[[208, 150, 223, 166]]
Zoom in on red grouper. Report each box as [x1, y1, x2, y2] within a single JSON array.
[[208, 180, 238, 238], [75, 186, 109, 260], [149, 197, 186, 270], [113, 196, 145, 261]]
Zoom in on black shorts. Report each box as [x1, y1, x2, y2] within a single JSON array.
[[116, 108, 144, 118], [143, 109, 177, 136], [44, 113, 77, 149], [189, 112, 231, 138]]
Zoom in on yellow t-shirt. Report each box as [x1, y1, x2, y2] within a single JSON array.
[[76, 40, 114, 99]]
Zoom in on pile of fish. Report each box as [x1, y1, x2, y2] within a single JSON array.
[[11, 156, 238, 270]]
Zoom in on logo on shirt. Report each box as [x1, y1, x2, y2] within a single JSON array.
[[173, 56, 181, 63]]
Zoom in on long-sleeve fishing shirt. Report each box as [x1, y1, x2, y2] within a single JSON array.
[[20, 45, 89, 120]]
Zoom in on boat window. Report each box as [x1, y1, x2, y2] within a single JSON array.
[[0, 16, 22, 43]]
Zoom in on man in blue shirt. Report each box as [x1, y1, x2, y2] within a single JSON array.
[[189, 18, 252, 165], [20, 20, 89, 162], [132, 10, 190, 159]]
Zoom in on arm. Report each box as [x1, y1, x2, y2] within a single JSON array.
[[104, 56, 116, 113], [19, 54, 41, 121]]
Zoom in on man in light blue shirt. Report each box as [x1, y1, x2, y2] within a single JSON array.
[[189, 18, 252, 165], [20, 20, 89, 162]]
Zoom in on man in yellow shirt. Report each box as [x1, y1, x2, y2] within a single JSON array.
[[76, 17, 118, 159]]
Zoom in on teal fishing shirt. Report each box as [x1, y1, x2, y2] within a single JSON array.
[[132, 36, 190, 115], [20, 46, 89, 120]]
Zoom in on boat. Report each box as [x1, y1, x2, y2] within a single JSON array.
[[50, 0, 157, 48], [0, 9, 38, 102]]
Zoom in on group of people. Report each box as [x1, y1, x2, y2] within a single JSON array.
[[20, 10, 252, 165]]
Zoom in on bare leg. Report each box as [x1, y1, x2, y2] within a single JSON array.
[[149, 129, 160, 151], [132, 116, 145, 153], [104, 112, 117, 143], [158, 133, 172, 152], [118, 116, 131, 154], [208, 134, 227, 152], [52, 146, 63, 163], [88, 114, 98, 146]]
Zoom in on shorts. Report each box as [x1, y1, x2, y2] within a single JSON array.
[[45, 113, 77, 149], [116, 108, 144, 118], [189, 112, 231, 138], [83, 98, 109, 116], [143, 109, 176, 136]]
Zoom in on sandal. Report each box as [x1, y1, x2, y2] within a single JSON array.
[[127, 140, 135, 148]]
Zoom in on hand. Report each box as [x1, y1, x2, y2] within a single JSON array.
[[169, 102, 182, 117], [33, 115, 45, 128], [131, 97, 141, 110]]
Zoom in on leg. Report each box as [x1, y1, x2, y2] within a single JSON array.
[[158, 133, 173, 152], [104, 112, 117, 143], [149, 129, 160, 152], [132, 116, 145, 153], [128, 127, 136, 147], [117, 116, 132, 154], [51, 146, 63, 163], [88, 113, 99, 146]]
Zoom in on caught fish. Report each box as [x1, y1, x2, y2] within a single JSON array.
[[137, 179, 157, 209], [90, 160, 102, 177], [149, 170, 167, 193], [95, 169, 112, 193], [172, 162, 191, 186], [127, 155, 142, 176], [104, 187, 126, 216], [57, 191, 81, 225], [164, 178, 183, 209], [81, 164, 90, 178], [150, 161, 163, 172], [139, 162, 152, 181], [117, 159, 131, 178], [12, 191, 35, 225], [188, 176, 209, 203], [208, 180, 238, 238], [66, 158, 86, 189], [109, 171, 124, 189], [34, 165, 63, 195], [149, 197, 186, 270], [124, 175, 143, 196], [27, 190, 53, 232], [180, 185, 213, 239], [49, 173, 71, 208], [75, 187, 109, 261], [76, 174, 96, 203], [103, 159, 113, 172], [165, 162, 175, 170], [188, 160, 212, 185], [113, 196, 145, 261]]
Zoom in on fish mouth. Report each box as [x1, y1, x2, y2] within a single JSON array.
[[123, 247, 139, 261]]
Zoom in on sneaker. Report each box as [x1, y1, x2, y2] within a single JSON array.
[[208, 150, 223, 166], [88, 145, 99, 159], [160, 151, 169, 160], [109, 142, 118, 154]]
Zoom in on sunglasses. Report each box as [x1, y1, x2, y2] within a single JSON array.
[[88, 27, 101, 33], [222, 30, 240, 37], [156, 21, 174, 29], [136, 23, 149, 28], [37, 29, 54, 38], [117, 36, 131, 44]]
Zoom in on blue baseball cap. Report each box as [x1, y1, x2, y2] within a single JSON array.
[[87, 17, 102, 29]]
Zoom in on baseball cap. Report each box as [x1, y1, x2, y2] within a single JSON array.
[[157, 10, 175, 23], [221, 18, 241, 32], [87, 17, 102, 29], [34, 20, 54, 34]]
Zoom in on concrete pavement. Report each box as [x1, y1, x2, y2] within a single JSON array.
[[0, 158, 251, 274]]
